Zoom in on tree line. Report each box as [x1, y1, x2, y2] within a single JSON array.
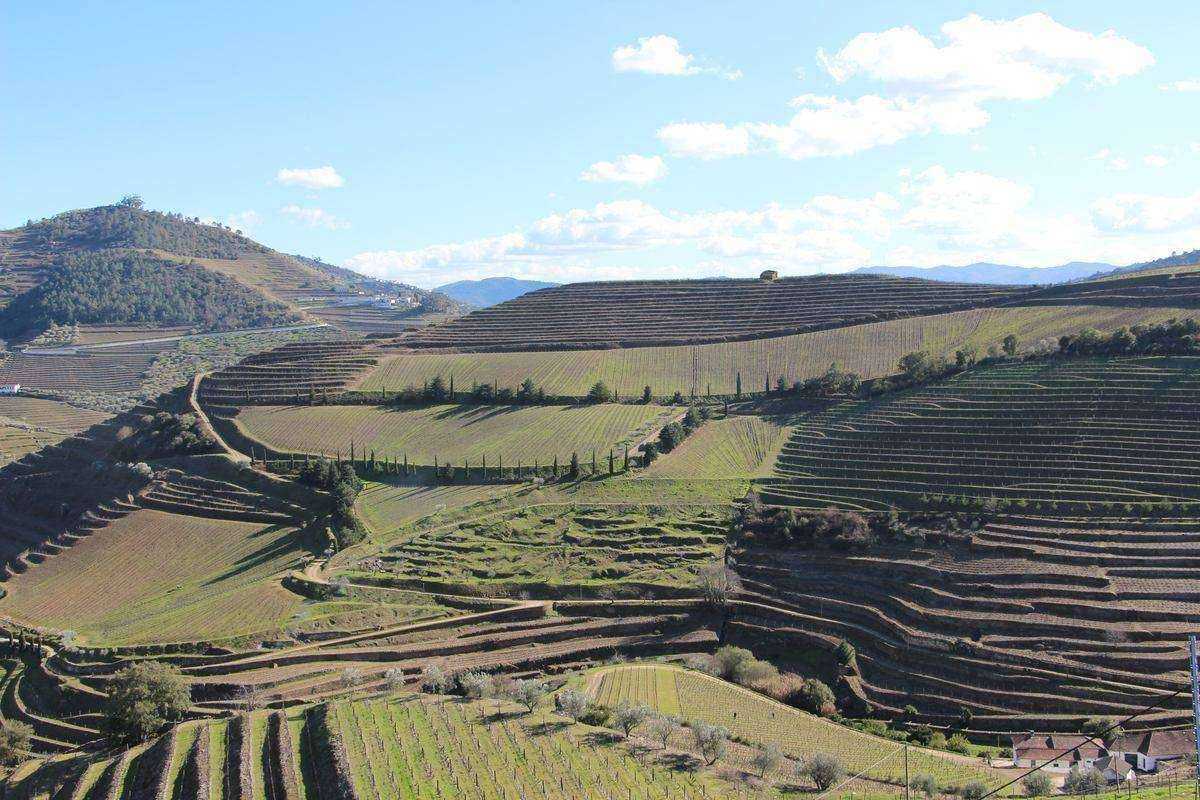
[[0, 250, 297, 339]]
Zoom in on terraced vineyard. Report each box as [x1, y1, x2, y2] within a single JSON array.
[[236, 403, 677, 466], [0, 396, 111, 465], [356, 480, 533, 542], [765, 356, 1200, 511], [400, 274, 1029, 350], [363, 303, 1194, 398], [642, 415, 790, 478], [199, 339, 378, 406], [729, 514, 1200, 731], [3, 693, 776, 800], [0, 507, 307, 645], [591, 663, 1002, 790], [352, 504, 728, 598]]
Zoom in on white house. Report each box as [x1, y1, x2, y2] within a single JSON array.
[[0, 384, 20, 395], [1111, 730, 1194, 772], [1094, 755, 1137, 783]]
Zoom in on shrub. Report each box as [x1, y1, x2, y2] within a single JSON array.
[[960, 781, 988, 800], [835, 639, 857, 668], [691, 721, 730, 765], [646, 713, 681, 749], [947, 733, 971, 754], [1023, 771, 1053, 797], [421, 663, 453, 694], [459, 671, 493, 700], [807, 753, 843, 790], [1063, 768, 1103, 795], [0, 721, 33, 766], [103, 662, 191, 744], [613, 701, 651, 736], [733, 658, 779, 688], [555, 688, 590, 722], [800, 678, 836, 715], [511, 680, 547, 714], [751, 743, 783, 777], [712, 646, 754, 680], [587, 381, 613, 403], [579, 704, 611, 727], [911, 773, 939, 799]]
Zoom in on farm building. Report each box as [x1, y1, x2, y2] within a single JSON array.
[[1012, 731, 1195, 775], [0, 383, 20, 395], [1093, 755, 1137, 783], [1111, 730, 1195, 771], [1011, 735, 1106, 771]]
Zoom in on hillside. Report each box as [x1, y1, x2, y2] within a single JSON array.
[[435, 276, 559, 306], [2, 681, 970, 800], [0, 250, 298, 340], [0, 201, 462, 342]]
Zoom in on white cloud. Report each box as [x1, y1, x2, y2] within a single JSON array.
[[1091, 192, 1200, 233], [580, 154, 668, 185], [275, 166, 345, 189], [1161, 79, 1200, 92], [819, 13, 1153, 98], [280, 204, 349, 230], [343, 171, 1200, 287], [199, 210, 262, 232], [1089, 148, 1130, 172], [1143, 154, 1170, 168], [662, 14, 1150, 163], [612, 35, 739, 79], [658, 122, 752, 159]]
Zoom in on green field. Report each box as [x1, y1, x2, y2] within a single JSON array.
[[642, 415, 790, 478], [237, 403, 677, 465], [590, 663, 1005, 791], [350, 504, 727, 597], [360, 304, 1192, 398], [330, 694, 761, 800], [356, 479, 533, 542]]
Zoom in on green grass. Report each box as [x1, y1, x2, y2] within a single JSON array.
[[356, 480, 529, 542], [236, 402, 676, 466], [330, 694, 759, 799], [589, 663, 1006, 792], [348, 503, 728, 598], [359, 304, 1193, 398], [642, 415, 791, 478]]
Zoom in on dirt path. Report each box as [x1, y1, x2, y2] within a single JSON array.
[[22, 323, 329, 354]]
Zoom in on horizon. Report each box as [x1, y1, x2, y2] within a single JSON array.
[[5, 2, 1200, 288]]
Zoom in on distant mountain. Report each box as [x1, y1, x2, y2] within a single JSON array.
[[436, 277, 559, 307], [853, 262, 1117, 286]]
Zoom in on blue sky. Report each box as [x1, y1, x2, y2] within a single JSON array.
[[4, 1, 1200, 287]]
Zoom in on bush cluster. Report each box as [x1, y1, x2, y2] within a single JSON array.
[[0, 249, 296, 339], [297, 458, 365, 547]]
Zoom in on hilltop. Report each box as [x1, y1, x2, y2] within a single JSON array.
[[0, 199, 462, 344]]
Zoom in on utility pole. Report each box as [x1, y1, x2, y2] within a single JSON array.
[[1190, 636, 1200, 796], [904, 743, 910, 800]]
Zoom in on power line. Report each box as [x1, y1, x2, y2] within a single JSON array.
[[978, 687, 1188, 800]]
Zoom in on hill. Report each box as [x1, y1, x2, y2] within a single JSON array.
[[0, 200, 462, 342], [402, 274, 1030, 350], [4, 682, 940, 800], [0, 250, 298, 341], [435, 276, 560, 306]]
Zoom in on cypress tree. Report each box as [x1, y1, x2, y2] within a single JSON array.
[[608, 450, 614, 474], [736, 372, 742, 398]]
